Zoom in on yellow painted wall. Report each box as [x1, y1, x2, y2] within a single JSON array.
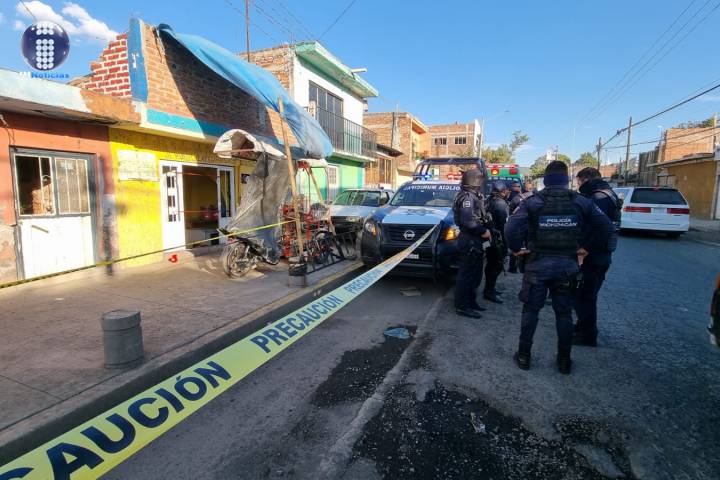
[[666, 160, 717, 219], [109, 129, 252, 265]]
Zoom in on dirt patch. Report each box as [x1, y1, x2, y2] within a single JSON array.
[[311, 325, 416, 407], [351, 383, 636, 479]]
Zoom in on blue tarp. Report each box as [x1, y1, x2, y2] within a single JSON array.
[[158, 24, 333, 159]]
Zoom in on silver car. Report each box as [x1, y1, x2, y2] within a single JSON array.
[[329, 188, 394, 232]]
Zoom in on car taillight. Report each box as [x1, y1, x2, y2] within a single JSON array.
[[624, 206, 651, 213], [667, 208, 689, 214]]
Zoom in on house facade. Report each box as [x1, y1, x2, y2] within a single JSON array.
[[428, 121, 482, 158], [363, 111, 430, 186], [250, 42, 379, 201], [0, 18, 306, 282]]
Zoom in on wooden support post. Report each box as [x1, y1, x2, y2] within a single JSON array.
[[277, 97, 304, 256], [306, 166, 336, 234]]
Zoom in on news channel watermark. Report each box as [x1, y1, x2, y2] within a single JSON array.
[[19, 20, 71, 79]]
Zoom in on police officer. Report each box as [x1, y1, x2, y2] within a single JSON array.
[[483, 181, 509, 303], [453, 168, 492, 318], [505, 161, 613, 374], [508, 183, 534, 273], [573, 167, 621, 347]]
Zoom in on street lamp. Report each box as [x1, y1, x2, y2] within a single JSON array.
[[479, 110, 510, 156]]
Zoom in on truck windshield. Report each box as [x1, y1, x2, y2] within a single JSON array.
[[390, 184, 460, 207]]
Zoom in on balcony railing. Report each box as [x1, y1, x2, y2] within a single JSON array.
[[306, 106, 377, 159]]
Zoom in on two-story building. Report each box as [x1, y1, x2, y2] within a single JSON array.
[[363, 111, 430, 187], [250, 42, 379, 202], [429, 121, 482, 158]]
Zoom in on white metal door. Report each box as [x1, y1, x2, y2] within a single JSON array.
[[14, 154, 94, 278], [216, 166, 235, 235], [160, 161, 186, 250], [327, 165, 339, 201]]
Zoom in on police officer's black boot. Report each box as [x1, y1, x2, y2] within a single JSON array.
[[513, 344, 531, 370], [557, 355, 572, 375], [483, 291, 503, 304]]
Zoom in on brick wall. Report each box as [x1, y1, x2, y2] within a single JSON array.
[[661, 128, 716, 162], [248, 45, 293, 92], [429, 123, 476, 158], [73, 34, 131, 98], [364, 112, 428, 172]]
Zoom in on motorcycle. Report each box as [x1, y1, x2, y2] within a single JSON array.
[[219, 230, 280, 278]]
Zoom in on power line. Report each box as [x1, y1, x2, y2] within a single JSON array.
[[626, 82, 720, 130], [271, 0, 315, 39], [604, 125, 720, 150], [253, 1, 295, 39], [19, 0, 38, 21], [577, 0, 699, 126], [222, 0, 282, 44], [319, 0, 358, 40], [588, 0, 720, 123]]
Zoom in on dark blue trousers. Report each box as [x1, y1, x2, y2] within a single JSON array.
[[518, 256, 579, 356], [454, 235, 484, 309], [574, 261, 610, 343]]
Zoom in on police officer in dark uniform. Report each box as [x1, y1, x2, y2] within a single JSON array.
[[453, 168, 492, 318], [505, 161, 613, 374], [483, 181, 509, 303], [508, 185, 534, 273], [573, 167, 621, 347]]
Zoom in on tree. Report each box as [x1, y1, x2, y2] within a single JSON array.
[[481, 130, 530, 163], [573, 152, 597, 167], [528, 152, 570, 179], [675, 117, 715, 129]]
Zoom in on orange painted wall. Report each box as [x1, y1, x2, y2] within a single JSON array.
[[0, 112, 113, 281]]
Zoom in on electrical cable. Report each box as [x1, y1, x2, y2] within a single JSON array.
[[588, 0, 720, 124], [605, 126, 719, 150], [222, 0, 282, 44], [577, 0, 699, 126], [319, 0, 358, 39], [271, 0, 315, 39]]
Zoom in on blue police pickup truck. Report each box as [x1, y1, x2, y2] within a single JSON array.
[[359, 180, 463, 279]]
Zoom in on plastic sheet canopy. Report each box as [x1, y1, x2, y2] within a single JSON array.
[[158, 24, 333, 160]]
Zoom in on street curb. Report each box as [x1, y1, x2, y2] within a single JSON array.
[[0, 261, 365, 465]]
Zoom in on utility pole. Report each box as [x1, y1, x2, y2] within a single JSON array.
[[479, 118, 485, 157], [596, 137, 602, 170], [624, 116, 632, 185], [245, 0, 251, 62], [713, 112, 718, 150]]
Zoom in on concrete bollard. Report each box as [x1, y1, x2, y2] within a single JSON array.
[[101, 309, 144, 369], [288, 256, 308, 287]]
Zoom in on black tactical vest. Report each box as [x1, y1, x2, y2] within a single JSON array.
[[528, 189, 582, 257]]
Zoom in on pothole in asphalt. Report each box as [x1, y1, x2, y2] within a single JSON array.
[[350, 382, 637, 479], [310, 325, 416, 407]]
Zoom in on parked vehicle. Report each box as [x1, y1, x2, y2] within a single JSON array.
[[329, 188, 393, 233], [220, 231, 280, 277], [360, 179, 462, 279], [413, 157, 487, 181], [614, 186, 690, 238]]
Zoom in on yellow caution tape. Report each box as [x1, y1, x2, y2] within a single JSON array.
[[0, 224, 438, 480], [0, 221, 292, 290]]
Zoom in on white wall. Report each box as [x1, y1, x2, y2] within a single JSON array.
[[292, 56, 365, 126]]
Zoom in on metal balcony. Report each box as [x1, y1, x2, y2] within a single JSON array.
[[307, 106, 377, 159]]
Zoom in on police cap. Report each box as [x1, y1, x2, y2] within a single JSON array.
[[461, 168, 484, 188]]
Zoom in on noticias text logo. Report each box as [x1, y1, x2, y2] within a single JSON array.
[[20, 21, 70, 71]]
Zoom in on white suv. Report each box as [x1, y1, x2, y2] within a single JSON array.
[[614, 186, 690, 238]]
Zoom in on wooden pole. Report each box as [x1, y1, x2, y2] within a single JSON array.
[[244, 0, 251, 62], [306, 166, 336, 234], [277, 97, 304, 256]]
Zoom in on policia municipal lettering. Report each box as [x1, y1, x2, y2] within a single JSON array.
[[453, 168, 493, 318], [504, 161, 614, 374]]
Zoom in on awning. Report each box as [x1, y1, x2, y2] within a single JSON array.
[[158, 24, 333, 160]]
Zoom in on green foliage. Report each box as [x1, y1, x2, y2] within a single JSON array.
[[675, 117, 715, 129], [573, 152, 597, 167], [528, 152, 570, 179], [482, 130, 530, 164]]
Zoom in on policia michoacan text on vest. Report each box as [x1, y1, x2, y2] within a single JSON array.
[[527, 190, 582, 261]]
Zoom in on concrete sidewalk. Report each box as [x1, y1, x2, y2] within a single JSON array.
[[0, 248, 361, 458], [688, 217, 720, 245]]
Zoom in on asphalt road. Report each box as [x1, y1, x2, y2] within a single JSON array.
[[104, 232, 720, 480]]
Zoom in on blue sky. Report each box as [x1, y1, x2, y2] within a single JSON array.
[[1, 0, 719, 166]]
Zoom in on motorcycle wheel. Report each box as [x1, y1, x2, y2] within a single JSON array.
[[221, 242, 256, 278]]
